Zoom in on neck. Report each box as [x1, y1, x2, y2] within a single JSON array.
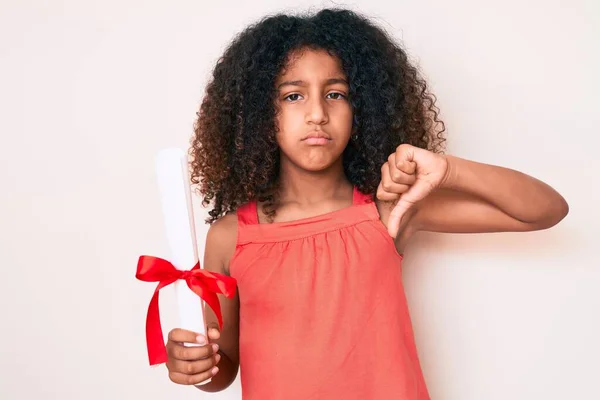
[[278, 158, 352, 205]]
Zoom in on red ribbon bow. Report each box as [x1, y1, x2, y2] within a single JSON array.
[[135, 255, 237, 366]]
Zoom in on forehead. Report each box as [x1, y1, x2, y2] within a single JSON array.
[[278, 48, 346, 81]]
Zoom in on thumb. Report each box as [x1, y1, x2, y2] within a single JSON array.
[[207, 322, 221, 341], [387, 177, 432, 238], [387, 195, 413, 239]]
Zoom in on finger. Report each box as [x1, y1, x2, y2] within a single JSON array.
[[396, 159, 417, 175], [207, 322, 221, 341], [381, 164, 412, 193], [168, 365, 219, 386], [168, 328, 201, 345], [170, 352, 220, 375], [377, 180, 402, 202], [386, 155, 416, 186], [168, 342, 219, 361], [377, 185, 400, 202], [395, 144, 417, 175]]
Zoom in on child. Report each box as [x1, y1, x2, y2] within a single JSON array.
[[163, 8, 568, 399]]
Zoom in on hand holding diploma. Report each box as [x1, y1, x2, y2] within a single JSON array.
[[135, 148, 236, 385], [165, 325, 223, 385]]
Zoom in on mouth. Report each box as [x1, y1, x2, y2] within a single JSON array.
[[301, 131, 332, 145]]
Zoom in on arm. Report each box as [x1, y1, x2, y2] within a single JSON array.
[[196, 214, 240, 393], [409, 155, 569, 234], [376, 145, 569, 250]]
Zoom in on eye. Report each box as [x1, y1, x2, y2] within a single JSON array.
[[327, 92, 346, 100], [283, 93, 303, 102]]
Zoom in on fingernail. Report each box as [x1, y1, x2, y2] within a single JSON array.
[[212, 343, 219, 353], [215, 354, 221, 363], [211, 366, 219, 375], [196, 335, 206, 345]]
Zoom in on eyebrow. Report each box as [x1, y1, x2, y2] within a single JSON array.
[[277, 78, 348, 89]]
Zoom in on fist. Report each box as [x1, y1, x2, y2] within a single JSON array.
[[377, 144, 448, 238], [165, 324, 222, 386]]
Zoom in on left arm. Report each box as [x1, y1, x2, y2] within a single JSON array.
[[411, 155, 569, 233], [376, 145, 569, 247]]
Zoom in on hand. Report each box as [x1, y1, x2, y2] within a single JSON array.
[[377, 144, 449, 238], [166, 324, 222, 386]]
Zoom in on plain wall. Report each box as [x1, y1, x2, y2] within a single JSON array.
[[1, 0, 598, 399]]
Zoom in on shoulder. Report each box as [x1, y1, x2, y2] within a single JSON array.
[[208, 212, 238, 239], [204, 212, 238, 275]]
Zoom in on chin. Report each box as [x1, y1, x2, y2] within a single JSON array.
[[280, 146, 345, 173], [297, 156, 340, 172], [302, 163, 333, 172]]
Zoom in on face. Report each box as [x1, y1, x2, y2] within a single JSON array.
[[274, 48, 353, 172]]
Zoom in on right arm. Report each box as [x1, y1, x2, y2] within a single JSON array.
[[196, 213, 240, 392], [165, 213, 240, 392]]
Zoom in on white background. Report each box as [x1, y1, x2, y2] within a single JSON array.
[[1, 0, 598, 399]]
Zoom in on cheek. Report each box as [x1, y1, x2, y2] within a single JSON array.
[[275, 109, 302, 141], [343, 106, 354, 125], [282, 108, 305, 128], [274, 128, 295, 153], [334, 107, 352, 130]]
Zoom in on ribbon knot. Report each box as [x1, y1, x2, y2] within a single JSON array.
[[135, 255, 237, 366], [180, 270, 192, 280]]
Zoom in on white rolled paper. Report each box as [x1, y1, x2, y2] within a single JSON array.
[[154, 148, 207, 339]]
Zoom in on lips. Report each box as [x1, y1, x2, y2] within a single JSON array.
[[301, 131, 331, 141], [301, 131, 332, 146]]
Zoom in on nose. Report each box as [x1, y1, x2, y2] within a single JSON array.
[[305, 96, 328, 125]]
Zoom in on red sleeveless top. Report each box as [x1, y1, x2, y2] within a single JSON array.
[[230, 187, 430, 399]]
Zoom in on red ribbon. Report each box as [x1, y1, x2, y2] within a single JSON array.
[[135, 255, 237, 366]]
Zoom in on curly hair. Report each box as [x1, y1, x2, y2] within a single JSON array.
[[190, 8, 446, 223]]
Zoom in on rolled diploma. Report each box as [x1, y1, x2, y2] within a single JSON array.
[[155, 148, 211, 384]]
